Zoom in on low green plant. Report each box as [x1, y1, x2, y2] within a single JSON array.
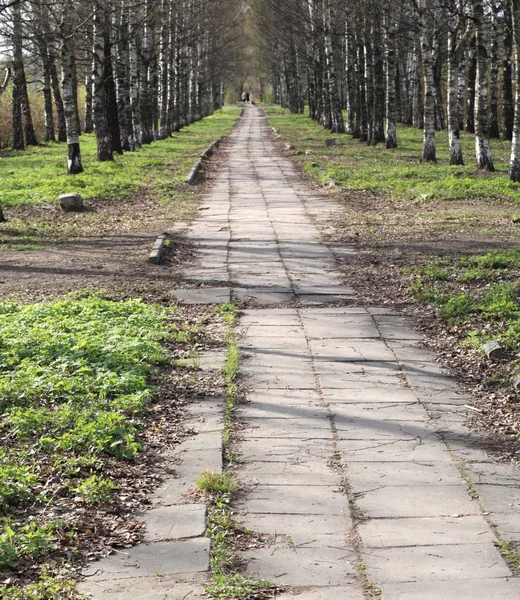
[[0, 567, 78, 599], [206, 573, 274, 599], [0, 520, 60, 568], [439, 293, 476, 321], [496, 540, 520, 575], [419, 265, 448, 281], [196, 471, 237, 494], [73, 475, 116, 504]]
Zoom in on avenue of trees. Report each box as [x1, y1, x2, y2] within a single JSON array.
[[0, 0, 244, 173], [259, 0, 520, 182]]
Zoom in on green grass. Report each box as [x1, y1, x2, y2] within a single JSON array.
[[218, 303, 239, 450], [204, 485, 275, 600], [0, 292, 185, 595], [497, 540, 520, 575], [0, 109, 240, 208], [196, 471, 237, 494], [266, 107, 520, 204], [409, 249, 520, 361]]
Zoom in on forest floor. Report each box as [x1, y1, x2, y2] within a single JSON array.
[[266, 107, 520, 461]]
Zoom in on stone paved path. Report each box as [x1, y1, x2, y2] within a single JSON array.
[[80, 107, 520, 599]]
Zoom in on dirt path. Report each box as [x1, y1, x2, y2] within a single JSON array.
[[80, 107, 520, 599]]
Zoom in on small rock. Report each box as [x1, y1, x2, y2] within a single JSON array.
[[197, 205, 210, 211], [59, 193, 83, 212], [511, 214, 520, 224], [512, 375, 520, 391], [325, 138, 336, 147], [305, 150, 312, 155], [311, 162, 319, 168], [295, 150, 304, 155], [328, 179, 336, 188], [482, 340, 508, 360], [285, 143, 295, 150]]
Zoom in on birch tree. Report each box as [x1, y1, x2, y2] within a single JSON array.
[[470, 0, 494, 170], [509, 0, 520, 180]]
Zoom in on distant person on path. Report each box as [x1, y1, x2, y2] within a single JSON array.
[[241, 91, 246, 103], [245, 92, 250, 103]]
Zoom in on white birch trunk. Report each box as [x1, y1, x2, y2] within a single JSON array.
[[419, 0, 436, 162], [509, 0, 520, 181], [472, 0, 494, 170]]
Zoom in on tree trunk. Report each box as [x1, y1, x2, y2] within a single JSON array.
[[465, 39, 476, 133], [13, 0, 38, 147], [503, 3, 514, 141], [323, 0, 345, 133], [489, 6, 500, 139], [11, 2, 25, 150], [371, 12, 385, 145], [159, 0, 170, 138], [457, 58, 465, 131], [61, 34, 83, 174], [50, 57, 67, 142], [42, 67, 55, 142], [509, 0, 520, 181], [472, 0, 494, 171], [104, 27, 123, 155], [447, 16, 464, 165], [0, 68, 10, 105], [84, 22, 94, 133], [140, 0, 155, 144], [419, 0, 436, 162], [32, 2, 55, 142], [345, 19, 356, 134], [70, 50, 81, 136], [93, 4, 113, 162], [116, 0, 135, 150], [383, 8, 397, 149]]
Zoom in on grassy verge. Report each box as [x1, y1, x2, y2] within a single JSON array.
[[266, 107, 520, 204], [0, 292, 192, 597], [0, 108, 240, 251]]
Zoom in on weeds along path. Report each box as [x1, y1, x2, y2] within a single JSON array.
[[80, 106, 520, 599]]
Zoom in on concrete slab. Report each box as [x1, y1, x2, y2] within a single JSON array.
[[243, 546, 357, 586], [311, 340, 397, 362], [239, 437, 333, 463], [244, 389, 322, 407], [237, 484, 348, 515], [82, 539, 211, 580], [77, 575, 208, 599], [240, 460, 339, 486], [169, 287, 231, 304], [356, 485, 478, 518], [233, 287, 294, 304], [142, 504, 207, 542], [359, 515, 496, 547], [274, 586, 365, 600], [380, 579, 520, 600], [322, 386, 418, 404], [338, 437, 451, 462], [347, 460, 463, 489], [239, 512, 351, 546], [361, 543, 511, 583], [329, 402, 428, 422]]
